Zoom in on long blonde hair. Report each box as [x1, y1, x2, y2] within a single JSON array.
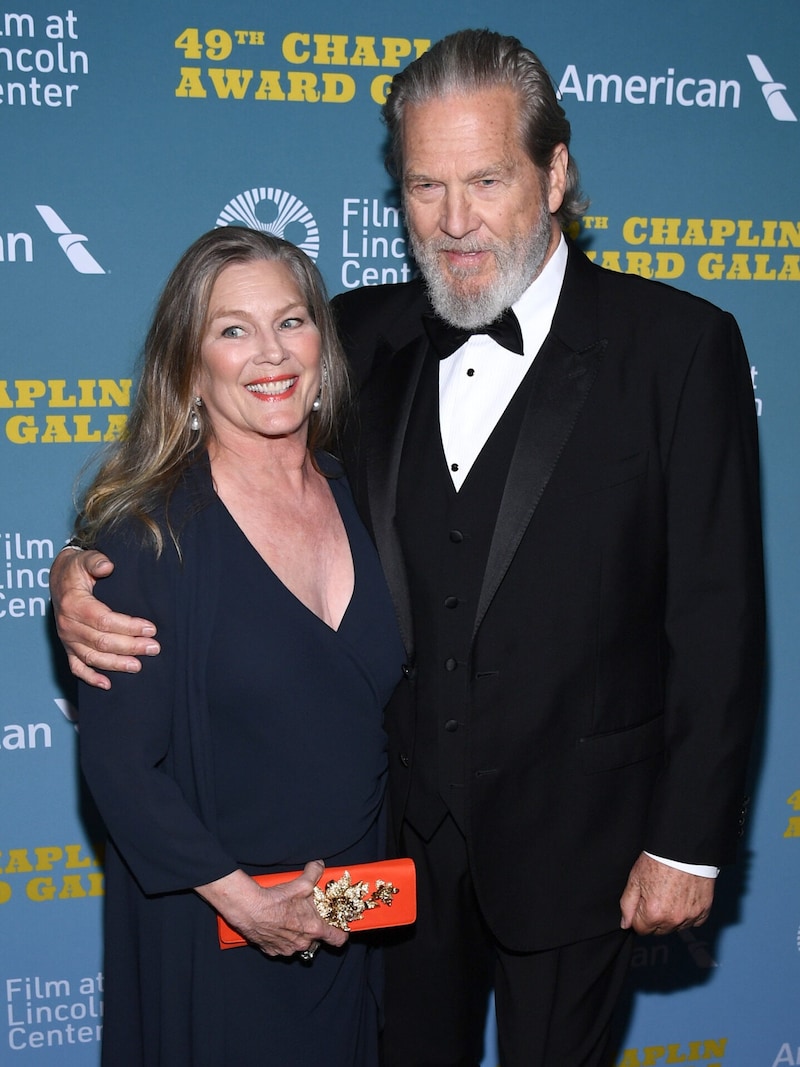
[[74, 227, 351, 554]]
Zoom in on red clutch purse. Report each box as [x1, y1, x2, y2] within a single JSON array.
[[217, 858, 416, 949]]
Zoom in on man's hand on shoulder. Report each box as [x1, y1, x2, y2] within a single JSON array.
[[619, 852, 714, 935], [50, 548, 160, 689]]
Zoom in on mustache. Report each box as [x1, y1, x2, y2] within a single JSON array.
[[422, 237, 500, 256]]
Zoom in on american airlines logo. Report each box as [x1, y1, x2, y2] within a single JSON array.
[[35, 205, 106, 273], [54, 698, 79, 732], [747, 55, 797, 121]]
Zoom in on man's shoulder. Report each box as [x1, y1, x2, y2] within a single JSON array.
[[332, 275, 429, 320], [332, 278, 431, 378], [575, 245, 733, 326]]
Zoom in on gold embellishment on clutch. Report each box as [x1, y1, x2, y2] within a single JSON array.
[[313, 871, 399, 931]]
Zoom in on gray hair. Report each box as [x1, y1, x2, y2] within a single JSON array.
[[382, 29, 587, 227]]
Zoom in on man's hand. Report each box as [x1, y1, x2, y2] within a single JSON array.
[[50, 548, 160, 689], [619, 852, 714, 935]]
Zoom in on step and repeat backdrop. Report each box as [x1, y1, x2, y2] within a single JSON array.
[[1, 1, 798, 1064]]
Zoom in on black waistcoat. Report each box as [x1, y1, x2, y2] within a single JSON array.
[[396, 349, 537, 835]]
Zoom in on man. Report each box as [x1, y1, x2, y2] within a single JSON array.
[[51, 30, 764, 1067]]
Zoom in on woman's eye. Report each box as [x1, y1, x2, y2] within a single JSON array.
[[222, 325, 245, 338], [279, 317, 303, 330]]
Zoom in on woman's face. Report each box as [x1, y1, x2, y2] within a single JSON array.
[[195, 258, 322, 451]]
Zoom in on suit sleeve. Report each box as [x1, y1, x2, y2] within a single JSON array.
[[78, 526, 238, 896], [647, 309, 765, 865]]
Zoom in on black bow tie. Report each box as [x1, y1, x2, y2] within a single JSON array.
[[423, 308, 525, 359]]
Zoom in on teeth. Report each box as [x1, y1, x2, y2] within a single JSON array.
[[246, 378, 297, 396]]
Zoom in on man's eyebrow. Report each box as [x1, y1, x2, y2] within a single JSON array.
[[404, 159, 517, 184]]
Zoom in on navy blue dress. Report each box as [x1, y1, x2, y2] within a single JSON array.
[[78, 456, 404, 1067]]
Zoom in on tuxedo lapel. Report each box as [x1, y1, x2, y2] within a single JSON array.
[[361, 337, 429, 658], [472, 247, 606, 639]]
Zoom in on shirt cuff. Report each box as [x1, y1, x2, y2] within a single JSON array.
[[644, 852, 719, 878]]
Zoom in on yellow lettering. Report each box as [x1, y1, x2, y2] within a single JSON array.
[[681, 218, 708, 246], [282, 32, 310, 64], [778, 220, 800, 247], [702, 1038, 727, 1057], [64, 844, 92, 869], [27, 877, 57, 901], [98, 379, 131, 407], [708, 219, 736, 245], [207, 68, 253, 100], [371, 73, 393, 104], [626, 251, 655, 277], [598, 250, 623, 271], [287, 71, 319, 102], [381, 37, 412, 68], [71, 415, 102, 442], [751, 254, 777, 281], [321, 73, 355, 103], [6, 416, 38, 443], [349, 36, 380, 67], [311, 34, 350, 65], [40, 415, 73, 443], [648, 219, 682, 244], [34, 846, 63, 871], [175, 66, 207, 98], [14, 380, 47, 408], [777, 255, 800, 280], [47, 380, 77, 406], [654, 252, 684, 278], [254, 70, 286, 101], [4, 849, 34, 874], [698, 253, 725, 280], [622, 217, 648, 244], [726, 253, 752, 280], [736, 220, 760, 247], [616, 1051, 643, 1067]]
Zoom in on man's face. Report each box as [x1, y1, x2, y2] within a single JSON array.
[[402, 86, 567, 328]]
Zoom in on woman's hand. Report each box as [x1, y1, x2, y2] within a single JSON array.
[[196, 861, 347, 957]]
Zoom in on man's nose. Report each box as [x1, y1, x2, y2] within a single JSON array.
[[440, 189, 480, 239]]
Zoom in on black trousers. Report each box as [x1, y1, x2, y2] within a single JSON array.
[[381, 815, 633, 1067]]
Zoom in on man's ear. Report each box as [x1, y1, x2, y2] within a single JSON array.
[[547, 143, 569, 215]]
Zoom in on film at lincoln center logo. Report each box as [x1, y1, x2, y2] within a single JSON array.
[[216, 187, 320, 259]]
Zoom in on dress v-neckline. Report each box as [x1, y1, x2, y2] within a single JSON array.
[[212, 484, 356, 635]]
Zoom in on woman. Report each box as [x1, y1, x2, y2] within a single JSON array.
[[74, 227, 404, 1066]]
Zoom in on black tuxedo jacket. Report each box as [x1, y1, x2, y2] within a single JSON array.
[[332, 243, 764, 950]]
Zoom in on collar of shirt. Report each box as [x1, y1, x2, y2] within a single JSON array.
[[438, 235, 568, 491]]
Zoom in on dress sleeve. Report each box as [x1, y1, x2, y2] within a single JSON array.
[[78, 523, 238, 896]]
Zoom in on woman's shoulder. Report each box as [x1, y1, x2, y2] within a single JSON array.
[[94, 451, 215, 561]]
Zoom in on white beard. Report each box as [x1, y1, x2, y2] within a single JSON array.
[[409, 199, 554, 329]]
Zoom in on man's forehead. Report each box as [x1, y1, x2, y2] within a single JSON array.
[[401, 88, 530, 176]]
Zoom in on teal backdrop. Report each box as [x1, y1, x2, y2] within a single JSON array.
[[1, 2, 798, 1064]]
